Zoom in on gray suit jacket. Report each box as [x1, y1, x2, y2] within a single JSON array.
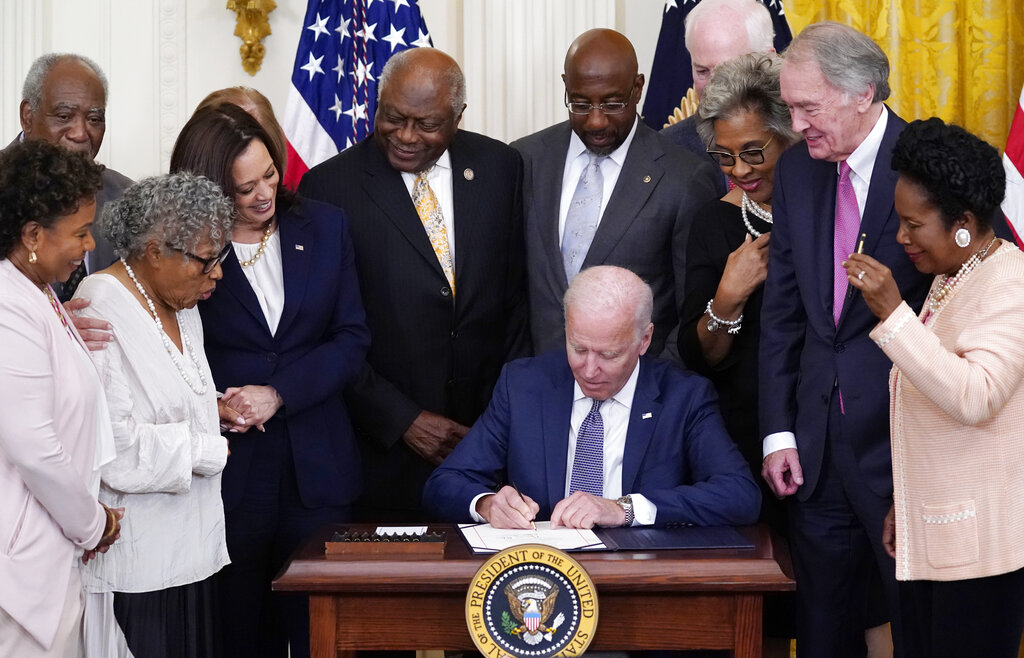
[[511, 120, 720, 356], [4, 135, 131, 284]]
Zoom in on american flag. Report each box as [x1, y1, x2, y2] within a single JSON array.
[[282, 0, 432, 189], [1002, 83, 1024, 247]]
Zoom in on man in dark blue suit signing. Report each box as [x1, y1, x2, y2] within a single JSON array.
[[424, 265, 759, 529]]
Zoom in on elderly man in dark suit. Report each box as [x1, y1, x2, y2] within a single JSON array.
[[11, 53, 132, 302], [424, 265, 759, 529], [660, 0, 776, 197], [512, 29, 720, 358], [299, 47, 528, 522], [759, 22, 924, 658]]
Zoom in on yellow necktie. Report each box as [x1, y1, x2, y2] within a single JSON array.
[[412, 170, 455, 294]]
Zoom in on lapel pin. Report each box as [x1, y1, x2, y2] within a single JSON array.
[[642, 175, 652, 183], [642, 412, 653, 419], [464, 168, 475, 181], [295, 244, 304, 251]]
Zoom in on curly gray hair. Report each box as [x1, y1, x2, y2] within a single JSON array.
[[696, 52, 800, 149], [783, 21, 890, 103], [101, 172, 234, 260], [22, 53, 109, 110], [378, 48, 466, 116]]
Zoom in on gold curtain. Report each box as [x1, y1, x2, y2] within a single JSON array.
[[782, 0, 1024, 149]]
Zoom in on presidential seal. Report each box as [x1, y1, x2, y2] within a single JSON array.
[[465, 544, 598, 658]]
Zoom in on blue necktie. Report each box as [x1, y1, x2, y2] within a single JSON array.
[[569, 399, 604, 497], [561, 153, 605, 282]]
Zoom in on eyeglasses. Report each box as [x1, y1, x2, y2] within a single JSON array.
[[166, 242, 232, 274], [706, 135, 775, 167], [564, 89, 635, 115]]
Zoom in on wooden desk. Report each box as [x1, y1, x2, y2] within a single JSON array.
[[273, 524, 794, 658]]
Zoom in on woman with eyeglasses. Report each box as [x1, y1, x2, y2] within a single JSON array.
[[678, 52, 800, 655], [73, 172, 234, 657], [170, 102, 369, 658]]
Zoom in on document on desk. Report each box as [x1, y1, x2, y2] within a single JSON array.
[[458, 522, 607, 553]]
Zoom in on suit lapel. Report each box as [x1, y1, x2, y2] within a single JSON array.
[[363, 141, 448, 283], [620, 359, 661, 494], [536, 126, 572, 290], [541, 360, 575, 510], [583, 126, 662, 268], [450, 136, 480, 308], [815, 160, 840, 331], [218, 247, 271, 336], [274, 206, 312, 338]]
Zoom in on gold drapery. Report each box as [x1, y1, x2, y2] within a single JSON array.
[[782, 0, 1024, 149]]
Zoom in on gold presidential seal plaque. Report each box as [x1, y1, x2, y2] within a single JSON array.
[[466, 544, 598, 658]]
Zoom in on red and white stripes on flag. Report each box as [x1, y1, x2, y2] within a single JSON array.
[[1002, 83, 1024, 246]]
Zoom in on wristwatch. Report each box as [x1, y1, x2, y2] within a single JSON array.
[[616, 495, 634, 527]]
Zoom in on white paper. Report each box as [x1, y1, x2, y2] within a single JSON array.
[[458, 521, 606, 553]]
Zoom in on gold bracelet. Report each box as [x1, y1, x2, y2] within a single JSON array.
[[100, 505, 118, 542]]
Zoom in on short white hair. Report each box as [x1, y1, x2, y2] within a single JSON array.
[[684, 0, 775, 54], [563, 266, 653, 341]]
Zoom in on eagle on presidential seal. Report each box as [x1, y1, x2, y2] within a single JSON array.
[[503, 576, 566, 645]]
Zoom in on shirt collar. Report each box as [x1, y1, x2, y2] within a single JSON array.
[[572, 358, 641, 410], [424, 149, 451, 174], [840, 106, 888, 184], [567, 116, 639, 168]]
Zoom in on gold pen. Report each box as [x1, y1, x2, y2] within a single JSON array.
[[855, 232, 867, 254], [511, 481, 536, 530]]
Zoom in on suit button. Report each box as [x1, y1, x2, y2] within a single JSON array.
[[446, 378, 456, 387], [267, 352, 278, 362], [834, 342, 845, 353], [450, 330, 460, 339], [440, 286, 451, 297]]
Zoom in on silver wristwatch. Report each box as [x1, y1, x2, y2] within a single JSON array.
[[616, 495, 634, 526]]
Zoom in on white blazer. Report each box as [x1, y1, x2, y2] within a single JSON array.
[[0, 258, 113, 648]]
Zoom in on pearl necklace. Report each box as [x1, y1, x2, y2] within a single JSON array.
[[927, 237, 997, 314], [740, 191, 773, 238], [237, 223, 274, 268], [121, 258, 208, 395]]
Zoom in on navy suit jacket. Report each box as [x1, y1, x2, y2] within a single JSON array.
[[511, 121, 721, 356], [298, 130, 529, 517], [198, 196, 370, 511], [758, 109, 929, 501], [424, 351, 760, 526]]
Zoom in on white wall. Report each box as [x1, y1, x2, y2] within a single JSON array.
[[1, 0, 664, 181]]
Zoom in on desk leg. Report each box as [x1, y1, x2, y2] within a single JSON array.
[[733, 594, 762, 658], [310, 594, 352, 658]]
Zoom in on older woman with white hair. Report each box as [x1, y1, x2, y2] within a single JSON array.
[[75, 172, 235, 658]]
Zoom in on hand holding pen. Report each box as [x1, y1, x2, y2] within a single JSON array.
[[475, 484, 540, 529]]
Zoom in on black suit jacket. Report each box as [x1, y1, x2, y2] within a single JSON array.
[[298, 130, 529, 517], [511, 121, 720, 356], [660, 116, 729, 197]]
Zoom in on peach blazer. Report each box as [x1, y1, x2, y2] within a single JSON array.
[[871, 240, 1024, 582], [0, 258, 111, 648]]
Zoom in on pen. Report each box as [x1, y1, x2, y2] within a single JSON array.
[[511, 481, 536, 530], [855, 232, 867, 254]]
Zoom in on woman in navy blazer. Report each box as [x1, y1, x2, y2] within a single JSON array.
[[170, 103, 369, 658]]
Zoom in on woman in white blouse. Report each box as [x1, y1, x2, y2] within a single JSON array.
[[75, 173, 235, 657]]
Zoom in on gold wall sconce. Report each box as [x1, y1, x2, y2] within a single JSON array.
[[227, 0, 277, 75]]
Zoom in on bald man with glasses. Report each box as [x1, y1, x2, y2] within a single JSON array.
[[512, 28, 720, 359]]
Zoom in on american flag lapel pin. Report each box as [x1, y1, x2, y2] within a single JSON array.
[[642, 412, 653, 420], [295, 244, 304, 251]]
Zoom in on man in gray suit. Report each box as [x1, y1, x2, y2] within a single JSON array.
[[512, 28, 719, 356], [11, 53, 132, 302], [660, 0, 776, 196]]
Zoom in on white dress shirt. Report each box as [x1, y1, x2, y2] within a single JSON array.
[[401, 150, 456, 259], [233, 230, 285, 335], [470, 360, 656, 525], [557, 117, 640, 245], [762, 106, 890, 458]]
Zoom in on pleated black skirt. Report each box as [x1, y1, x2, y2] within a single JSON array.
[[113, 573, 222, 658]]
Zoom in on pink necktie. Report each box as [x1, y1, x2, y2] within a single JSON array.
[[833, 161, 860, 325]]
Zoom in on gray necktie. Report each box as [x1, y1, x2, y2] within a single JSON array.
[[561, 153, 605, 282]]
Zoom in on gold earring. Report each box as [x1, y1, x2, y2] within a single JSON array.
[[28, 250, 37, 264]]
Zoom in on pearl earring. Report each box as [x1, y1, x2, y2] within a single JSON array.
[[954, 228, 971, 248], [28, 250, 37, 264]]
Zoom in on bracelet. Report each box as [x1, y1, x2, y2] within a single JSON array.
[[100, 505, 118, 542], [705, 298, 743, 335]]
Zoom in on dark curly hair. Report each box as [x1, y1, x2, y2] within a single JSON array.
[[891, 117, 1005, 231], [0, 141, 104, 258]]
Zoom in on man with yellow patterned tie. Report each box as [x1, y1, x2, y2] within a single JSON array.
[[299, 47, 529, 521]]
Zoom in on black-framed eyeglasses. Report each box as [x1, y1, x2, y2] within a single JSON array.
[[166, 242, 232, 274], [706, 135, 775, 167], [564, 87, 636, 115]]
